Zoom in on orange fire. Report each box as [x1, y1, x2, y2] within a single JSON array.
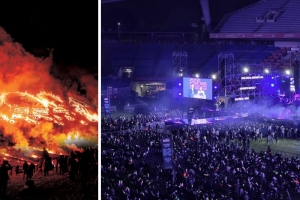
[[0, 27, 98, 154], [31, 154, 38, 159]]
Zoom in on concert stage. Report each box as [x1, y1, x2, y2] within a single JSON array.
[[164, 109, 249, 126]]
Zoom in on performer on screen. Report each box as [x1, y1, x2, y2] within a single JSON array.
[[197, 86, 206, 99], [189, 83, 198, 98], [193, 86, 206, 99]]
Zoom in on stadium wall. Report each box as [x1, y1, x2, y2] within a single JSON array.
[[275, 41, 300, 48]]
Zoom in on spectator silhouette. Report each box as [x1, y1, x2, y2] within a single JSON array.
[[22, 161, 28, 180], [0, 160, 12, 198]]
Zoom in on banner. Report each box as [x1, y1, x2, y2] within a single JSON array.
[[210, 32, 300, 39], [107, 86, 113, 97], [103, 97, 110, 117], [188, 107, 193, 125], [161, 137, 173, 169]]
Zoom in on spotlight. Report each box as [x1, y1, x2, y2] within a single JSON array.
[[178, 83, 182, 86], [214, 86, 217, 89], [195, 74, 199, 78], [179, 93, 182, 96], [264, 69, 269, 74], [212, 74, 216, 80], [285, 70, 290, 75], [243, 67, 249, 73], [271, 84, 274, 87]]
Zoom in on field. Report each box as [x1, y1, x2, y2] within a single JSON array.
[[101, 111, 300, 157], [249, 138, 300, 158]]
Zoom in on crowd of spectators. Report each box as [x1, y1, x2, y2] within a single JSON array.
[[101, 110, 185, 133], [101, 110, 300, 200]]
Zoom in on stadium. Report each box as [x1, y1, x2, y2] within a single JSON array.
[[101, 0, 300, 199]]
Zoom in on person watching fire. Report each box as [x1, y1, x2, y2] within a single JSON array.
[[23, 161, 29, 180], [0, 160, 12, 198]]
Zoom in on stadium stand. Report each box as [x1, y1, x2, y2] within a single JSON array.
[[201, 44, 279, 76], [219, 0, 287, 33], [103, 43, 282, 79], [256, 0, 300, 33], [103, 43, 218, 78]]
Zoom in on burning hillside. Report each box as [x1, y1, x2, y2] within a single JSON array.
[[0, 27, 98, 155]]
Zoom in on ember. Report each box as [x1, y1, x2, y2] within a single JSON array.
[[0, 27, 98, 155]]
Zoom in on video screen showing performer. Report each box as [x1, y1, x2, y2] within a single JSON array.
[[183, 77, 212, 100]]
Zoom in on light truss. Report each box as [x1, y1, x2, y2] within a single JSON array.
[[217, 53, 280, 99], [172, 51, 187, 77], [217, 53, 235, 97]]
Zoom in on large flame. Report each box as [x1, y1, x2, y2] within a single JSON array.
[[0, 27, 98, 154]]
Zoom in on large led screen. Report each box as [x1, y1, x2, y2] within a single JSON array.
[[183, 77, 213, 100]]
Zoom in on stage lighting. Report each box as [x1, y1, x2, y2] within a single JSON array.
[[178, 83, 182, 86], [271, 84, 274, 87], [285, 70, 290, 75], [212, 74, 216, 79], [179, 92, 182, 96], [243, 67, 249, 73], [214, 86, 217, 89], [264, 69, 269, 73], [195, 74, 199, 78]]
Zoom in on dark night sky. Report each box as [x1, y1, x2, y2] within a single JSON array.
[[0, 1, 98, 69], [101, 0, 260, 32]]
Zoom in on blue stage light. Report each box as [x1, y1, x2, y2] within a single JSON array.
[[271, 84, 274, 87]]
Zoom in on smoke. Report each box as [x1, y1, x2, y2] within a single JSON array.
[[0, 33, 62, 95], [239, 97, 299, 123], [0, 27, 98, 153]]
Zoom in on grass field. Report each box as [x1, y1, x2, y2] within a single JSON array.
[[101, 111, 300, 158], [249, 138, 300, 158]]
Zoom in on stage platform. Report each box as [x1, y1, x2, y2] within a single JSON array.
[[164, 109, 249, 126], [185, 113, 249, 125]]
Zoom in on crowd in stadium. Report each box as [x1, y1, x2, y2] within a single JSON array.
[[101, 109, 300, 200]]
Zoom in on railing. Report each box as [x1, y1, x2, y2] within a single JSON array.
[[101, 31, 205, 44], [101, 106, 117, 113]]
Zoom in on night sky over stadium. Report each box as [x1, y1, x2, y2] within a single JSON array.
[[0, 1, 98, 69], [101, 0, 260, 32]]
